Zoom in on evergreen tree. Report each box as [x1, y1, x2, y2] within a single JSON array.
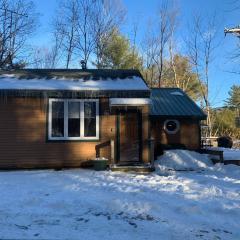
[[226, 85, 240, 108], [97, 29, 142, 69], [212, 108, 240, 138]]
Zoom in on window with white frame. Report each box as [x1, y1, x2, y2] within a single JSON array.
[[48, 99, 99, 140]]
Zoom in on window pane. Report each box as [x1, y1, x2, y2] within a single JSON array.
[[84, 102, 96, 137], [52, 101, 64, 137], [68, 102, 80, 137]]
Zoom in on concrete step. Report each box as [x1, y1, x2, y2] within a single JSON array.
[[110, 164, 155, 173]]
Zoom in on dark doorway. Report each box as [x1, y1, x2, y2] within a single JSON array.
[[116, 109, 142, 165]]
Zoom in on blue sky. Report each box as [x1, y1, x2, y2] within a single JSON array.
[[32, 0, 240, 107]]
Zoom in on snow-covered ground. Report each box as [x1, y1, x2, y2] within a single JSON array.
[[155, 149, 212, 171], [0, 151, 239, 240], [208, 147, 240, 160]]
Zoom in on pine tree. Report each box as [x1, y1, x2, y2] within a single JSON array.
[[96, 28, 142, 69], [226, 85, 240, 108]]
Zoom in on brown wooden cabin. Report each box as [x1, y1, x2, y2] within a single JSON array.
[[0, 69, 206, 171], [0, 69, 153, 171], [150, 88, 207, 158]]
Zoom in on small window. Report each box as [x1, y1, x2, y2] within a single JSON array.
[[164, 120, 180, 134], [49, 99, 99, 140]]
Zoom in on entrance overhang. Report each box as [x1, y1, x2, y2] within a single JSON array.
[[109, 98, 151, 106]]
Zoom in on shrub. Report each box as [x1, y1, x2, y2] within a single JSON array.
[[217, 136, 233, 148]]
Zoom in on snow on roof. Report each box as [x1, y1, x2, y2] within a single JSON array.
[[0, 74, 149, 91], [170, 91, 184, 96]]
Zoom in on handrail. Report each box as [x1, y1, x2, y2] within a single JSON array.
[[95, 140, 115, 164], [95, 140, 111, 158]]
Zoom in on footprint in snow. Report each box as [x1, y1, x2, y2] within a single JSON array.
[[76, 217, 89, 223], [15, 224, 29, 230], [212, 228, 232, 235], [128, 221, 137, 228], [117, 211, 124, 216]]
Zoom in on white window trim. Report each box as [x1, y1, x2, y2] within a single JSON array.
[[48, 98, 99, 141], [164, 119, 180, 135]]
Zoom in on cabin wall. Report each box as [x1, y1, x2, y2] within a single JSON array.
[[0, 97, 150, 169], [151, 118, 201, 157], [0, 97, 114, 169]]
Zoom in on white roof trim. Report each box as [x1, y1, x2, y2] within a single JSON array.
[[110, 98, 151, 106]]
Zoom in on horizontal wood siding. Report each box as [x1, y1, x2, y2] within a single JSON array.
[[0, 97, 115, 169], [151, 118, 201, 155], [0, 97, 151, 169]]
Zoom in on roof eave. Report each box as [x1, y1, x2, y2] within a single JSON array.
[[0, 89, 151, 98], [150, 114, 207, 120]]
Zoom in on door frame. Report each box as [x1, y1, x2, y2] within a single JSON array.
[[116, 108, 142, 165]]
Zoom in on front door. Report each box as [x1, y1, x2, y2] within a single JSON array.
[[117, 110, 142, 164]]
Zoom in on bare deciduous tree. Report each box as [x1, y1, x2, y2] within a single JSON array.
[[48, 27, 65, 68], [0, 0, 38, 69], [154, 3, 177, 87], [31, 47, 53, 69], [53, 0, 125, 68], [90, 0, 125, 68], [53, 0, 80, 69], [75, 0, 94, 66], [186, 14, 219, 136], [142, 2, 177, 87], [141, 21, 159, 87]]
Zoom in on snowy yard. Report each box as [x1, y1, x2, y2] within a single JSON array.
[[208, 147, 240, 161], [0, 151, 240, 240]]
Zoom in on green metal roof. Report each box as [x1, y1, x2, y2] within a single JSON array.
[[150, 88, 207, 120]]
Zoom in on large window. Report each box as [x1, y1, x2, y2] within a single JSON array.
[[48, 99, 99, 140]]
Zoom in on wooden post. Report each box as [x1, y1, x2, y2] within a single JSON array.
[[96, 148, 100, 158], [110, 139, 115, 165], [148, 138, 155, 167]]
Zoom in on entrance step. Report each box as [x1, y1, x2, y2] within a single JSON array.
[[110, 164, 155, 173]]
